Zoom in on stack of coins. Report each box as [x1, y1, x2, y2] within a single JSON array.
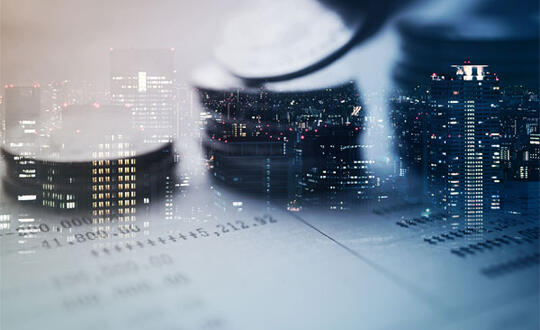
[[193, 63, 384, 209], [214, 0, 362, 83], [193, 0, 403, 209], [1, 105, 176, 212], [393, 5, 539, 91]]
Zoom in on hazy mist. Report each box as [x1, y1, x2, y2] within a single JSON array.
[[1, 0, 242, 87]]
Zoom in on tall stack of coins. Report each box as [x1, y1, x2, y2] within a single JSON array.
[[193, 64, 387, 210], [193, 0, 404, 209]]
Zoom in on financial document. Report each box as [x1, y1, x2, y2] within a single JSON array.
[[0, 178, 537, 330]]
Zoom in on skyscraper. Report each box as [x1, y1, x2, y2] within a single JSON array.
[[428, 64, 502, 228], [110, 49, 177, 144], [3, 85, 41, 204], [110, 49, 177, 219], [91, 133, 137, 224], [499, 86, 539, 181], [199, 81, 387, 210], [390, 89, 430, 200], [0, 93, 5, 144]]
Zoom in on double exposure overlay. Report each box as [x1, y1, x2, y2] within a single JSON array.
[[0, 0, 538, 329]]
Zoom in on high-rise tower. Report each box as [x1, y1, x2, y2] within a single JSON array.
[[110, 49, 177, 220], [110, 49, 177, 145], [3, 86, 41, 203], [428, 64, 502, 228]]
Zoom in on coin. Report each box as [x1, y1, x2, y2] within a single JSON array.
[[1, 106, 175, 187], [193, 63, 365, 203], [393, 19, 539, 90], [2, 106, 172, 164], [1, 106, 176, 210], [214, 0, 362, 82]]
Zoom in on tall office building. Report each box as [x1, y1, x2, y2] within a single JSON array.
[[84, 104, 174, 223], [199, 82, 387, 210], [91, 134, 137, 224], [291, 86, 381, 210], [3, 86, 41, 204], [390, 89, 430, 200], [0, 93, 5, 144], [110, 49, 177, 144], [90, 135, 175, 225], [202, 88, 293, 200], [428, 64, 502, 228], [40, 80, 107, 127], [4, 86, 41, 145], [110, 49, 177, 219], [499, 86, 539, 181]]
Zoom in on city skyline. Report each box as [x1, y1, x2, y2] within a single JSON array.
[[1, 53, 537, 217]]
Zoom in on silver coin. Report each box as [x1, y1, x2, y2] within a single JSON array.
[[214, 0, 362, 81], [393, 18, 539, 89], [192, 50, 357, 94]]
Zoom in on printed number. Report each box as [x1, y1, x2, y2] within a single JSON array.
[[227, 222, 239, 231], [149, 254, 173, 267], [42, 238, 62, 249], [216, 224, 229, 233], [266, 215, 277, 223], [86, 232, 97, 240], [236, 221, 249, 229], [254, 217, 266, 225], [39, 223, 50, 232], [75, 233, 86, 243], [196, 228, 209, 237], [42, 240, 51, 249]]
